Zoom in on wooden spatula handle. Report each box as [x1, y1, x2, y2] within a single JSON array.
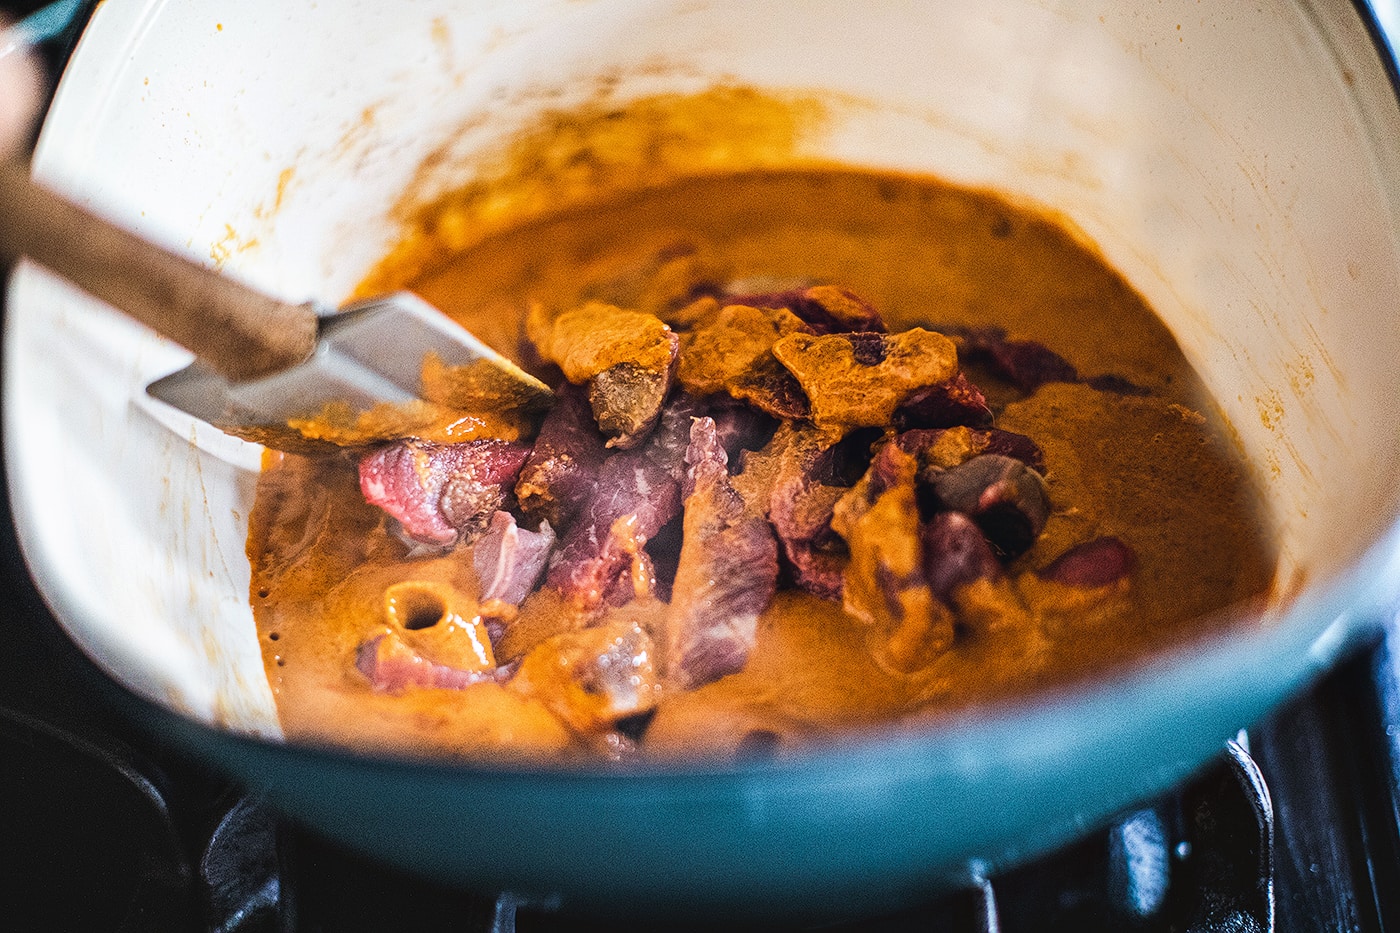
[[0, 161, 318, 383]]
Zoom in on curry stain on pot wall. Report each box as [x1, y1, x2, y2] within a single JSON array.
[[355, 85, 831, 295]]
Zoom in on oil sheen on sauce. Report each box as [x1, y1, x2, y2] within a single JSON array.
[[248, 168, 1274, 764]]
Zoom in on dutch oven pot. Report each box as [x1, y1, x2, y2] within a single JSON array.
[[8, 0, 1400, 921]]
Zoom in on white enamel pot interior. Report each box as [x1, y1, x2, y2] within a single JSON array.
[[8, 0, 1400, 920]]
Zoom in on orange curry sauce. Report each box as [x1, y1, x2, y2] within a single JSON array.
[[248, 168, 1273, 763]]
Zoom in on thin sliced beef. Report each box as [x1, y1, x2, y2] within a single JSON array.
[[679, 416, 725, 501], [588, 357, 678, 450], [678, 303, 811, 395], [1021, 537, 1138, 627], [893, 372, 993, 430], [357, 583, 498, 693], [733, 423, 846, 599], [832, 442, 913, 538], [922, 511, 1003, 601], [514, 620, 660, 732], [724, 284, 886, 334], [514, 383, 608, 530], [660, 294, 724, 330], [728, 354, 812, 420], [545, 394, 701, 611], [527, 301, 679, 448], [633, 389, 777, 602], [604, 548, 658, 608], [675, 302, 814, 420], [704, 394, 780, 460], [359, 439, 530, 549], [545, 451, 678, 610], [357, 631, 496, 693], [956, 325, 1078, 392], [835, 454, 1030, 663], [473, 511, 556, 616], [1037, 536, 1136, 587], [839, 446, 955, 672], [771, 328, 959, 435], [769, 483, 846, 599], [892, 426, 1046, 474], [836, 431, 1048, 546], [952, 326, 1148, 396], [666, 418, 779, 689], [644, 391, 703, 472]]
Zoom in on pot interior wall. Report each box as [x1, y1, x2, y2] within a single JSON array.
[[7, 0, 1400, 734]]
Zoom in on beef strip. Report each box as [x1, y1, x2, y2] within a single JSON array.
[[588, 358, 678, 450], [1037, 536, 1137, 587], [952, 325, 1148, 396], [604, 548, 658, 608], [678, 303, 811, 395], [356, 579, 499, 693], [677, 289, 905, 428], [473, 511, 556, 618], [666, 417, 780, 689], [625, 397, 775, 605], [704, 394, 780, 460], [922, 510, 1003, 602], [723, 284, 886, 334], [545, 393, 701, 611], [1020, 537, 1138, 628], [359, 439, 531, 549], [727, 354, 812, 420], [356, 630, 498, 694], [733, 423, 846, 599], [514, 382, 609, 531], [834, 449, 1034, 664], [513, 620, 660, 732], [955, 325, 1078, 392], [769, 483, 847, 599], [893, 371, 993, 430], [823, 425, 1047, 664], [527, 301, 679, 449], [839, 446, 955, 673], [890, 426, 1046, 478], [832, 442, 915, 538]]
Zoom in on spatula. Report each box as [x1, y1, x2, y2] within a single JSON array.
[[0, 162, 551, 451]]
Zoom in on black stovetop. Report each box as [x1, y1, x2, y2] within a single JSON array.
[[4, 2, 1400, 929]]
